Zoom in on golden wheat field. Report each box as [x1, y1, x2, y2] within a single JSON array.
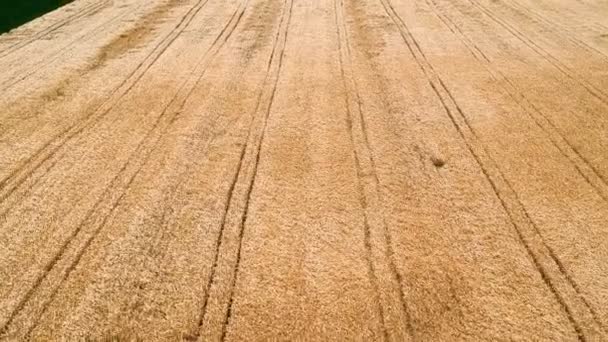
[[0, 0, 607, 340]]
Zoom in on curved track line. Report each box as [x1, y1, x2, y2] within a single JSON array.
[[221, 3, 291, 334], [423, 0, 608, 203], [194, 0, 292, 340], [0, 0, 211, 209], [0, 0, 237, 335], [98, 2, 259, 334], [464, 0, 608, 107], [378, 0, 603, 339], [9, 0, 247, 330], [19, 1, 253, 336], [335, 0, 415, 339], [127, 98, 248, 324], [0, 2, 147, 135], [501, 0, 608, 61], [0, 1, 145, 92], [0, 0, 249, 218]]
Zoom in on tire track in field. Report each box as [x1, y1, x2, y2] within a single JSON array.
[[128, 121, 225, 317], [0, 0, 190, 227], [0, 0, 225, 255], [0, 5, 142, 136], [422, 0, 608, 330], [135, 0, 281, 323], [500, 0, 608, 61], [378, 0, 604, 339], [195, 0, 292, 339], [463, 0, 608, 107], [334, 0, 413, 339], [424, 0, 608, 203], [0, 0, 189, 138], [0, 0, 110, 59], [0, 0, 211, 210], [0, 0, 241, 335], [2, 4, 247, 337], [0, 1, 147, 92], [21, 0, 256, 335]]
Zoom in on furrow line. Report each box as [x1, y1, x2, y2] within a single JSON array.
[[143, 105, 248, 265], [0, 0, 212, 207], [0, 1, 240, 335], [424, 0, 608, 203], [195, 0, 292, 339], [192, 1, 281, 331], [1, 75, 179, 339], [0, 0, 137, 92], [0, 1, 145, 136], [379, 0, 603, 339], [502, 0, 608, 61], [141, 111, 245, 271], [335, 0, 414, 340], [0, 141, 75, 221], [192, 1, 261, 334], [465, 0, 608, 107]]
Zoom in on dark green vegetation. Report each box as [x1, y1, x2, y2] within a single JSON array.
[[0, 0, 73, 33]]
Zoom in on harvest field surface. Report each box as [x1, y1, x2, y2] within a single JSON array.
[[0, 0, 607, 340]]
